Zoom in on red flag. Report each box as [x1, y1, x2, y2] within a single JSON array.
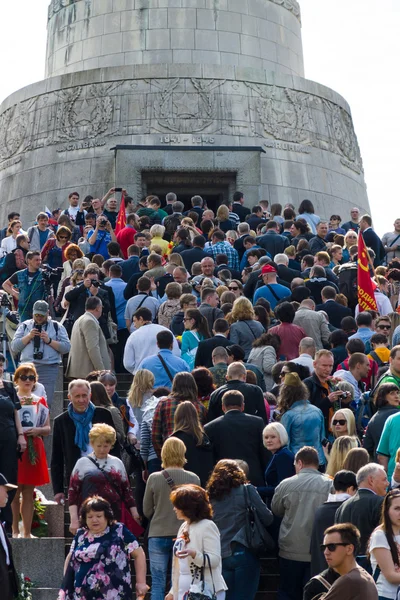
[[357, 232, 378, 312], [114, 191, 126, 235]]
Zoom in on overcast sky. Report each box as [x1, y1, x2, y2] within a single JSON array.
[[0, 0, 398, 235]]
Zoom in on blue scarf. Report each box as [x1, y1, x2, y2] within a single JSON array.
[[67, 401, 96, 453]]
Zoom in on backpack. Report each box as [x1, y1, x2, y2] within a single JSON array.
[[338, 264, 358, 309], [355, 390, 375, 436], [369, 350, 389, 369]]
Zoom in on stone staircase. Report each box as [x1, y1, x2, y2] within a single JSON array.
[[11, 370, 279, 599]]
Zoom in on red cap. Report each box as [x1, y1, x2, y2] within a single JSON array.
[[260, 264, 277, 276]]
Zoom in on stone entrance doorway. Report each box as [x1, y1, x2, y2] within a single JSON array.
[[141, 170, 237, 213]]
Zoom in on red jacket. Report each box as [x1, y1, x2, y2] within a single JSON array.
[[116, 225, 137, 258]]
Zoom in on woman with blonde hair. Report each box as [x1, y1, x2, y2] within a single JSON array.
[[325, 435, 358, 478], [127, 368, 155, 437], [143, 437, 200, 600], [67, 423, 140, 536], [229, 297, 265, 360], [181, 218, 200, 241], [150, 224, 171, 256], [342, 230, 358, 262], [169, 252, 184, 267], [216, 205, 235, 233], [331, 408, 358, 441], [171, 401, 213, 486]]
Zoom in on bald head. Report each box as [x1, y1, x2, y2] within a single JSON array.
[[301, 298, 315, 310], [227, 362, 247, 381], [212, 346, 229, 365], [291, 277, 305, 290]]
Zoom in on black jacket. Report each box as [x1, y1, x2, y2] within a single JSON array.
[[180, 247, 208, 271], [64, 282, 116, 338], [0, 520, 18, 599], [335, 489, 384, 555], [362, 228, 385, 267], [207, 380, 267, 423], [309, 235, 328, 254], [215, 264, 242, 281], [234, 235, 249, 261], [120, 256, 140, 283], [277, 264, 301, 284], [306, 279, 338, 305], [171, 430, 214, 487], [171, 311, 185, 336], [246, 214, 267, 231], [51, 407, 120, 495], [204, 410, 270, 486], [310, 500, 344, 576], [232, 203, 251, 222], [304, 373, 335, 435], [315, 301, 352, 329], [124, 270, 147, 300], [194, 335, 231, 368], [256, 231, 289, 256], [363, 406, 399, 459]]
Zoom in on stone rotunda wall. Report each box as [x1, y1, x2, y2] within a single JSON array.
[[0, 0, 370, 223]]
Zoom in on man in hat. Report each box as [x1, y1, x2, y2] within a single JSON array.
[[0, 474, 19, 599], [253, 264, 290, 309], [11, 300, 70, 407]]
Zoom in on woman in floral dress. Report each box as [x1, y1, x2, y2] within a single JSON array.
[[59, 495, 149, 600], [10, 363, 50, 538]]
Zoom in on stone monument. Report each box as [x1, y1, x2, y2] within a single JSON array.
[[0, 0, 370, 219]]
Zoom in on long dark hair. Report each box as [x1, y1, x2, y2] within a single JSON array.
[[185, 308, 210, 339], [170, 372, 198, 403], [90, 382, 112, 407], [380, 490, 400, 566]]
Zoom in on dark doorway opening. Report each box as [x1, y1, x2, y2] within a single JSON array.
[[141, 170, 237, 213]]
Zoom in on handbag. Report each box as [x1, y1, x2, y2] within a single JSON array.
[[185, 554, 217, 600], [233, 484, 275, 555]]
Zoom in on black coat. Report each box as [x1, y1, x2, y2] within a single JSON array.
[[194, 335, 231, 368], [180, 247, 208, 271], [51, 407, 120, 495], [315, 301, 352, 329], [232, 203, 251, 222], [306, 279, 338, 305], [171, 430, 214, 487], [256, 231, 289, 256], [234, 235, 249, 261], [124, 270, 147, 300], [277, 264, 301, 284], [335, 489, 384, 555], [246, 215, 267, 231], [64, 282, 116, 338], [362, 229, 385, 267], [363, 406, 399, 459], [204, 410, 270, 486], [207, 380, 267, 423], [215, 264, 242, 280], [0, 521, 18, 599], [310, 500, 344, 576]]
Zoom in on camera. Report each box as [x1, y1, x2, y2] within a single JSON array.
[[99, 218, 107, 226], [42, 264, 63, 284], [337, 391, 351, 401], [33, 324, 43, 360], [91, 280, 100, 288]]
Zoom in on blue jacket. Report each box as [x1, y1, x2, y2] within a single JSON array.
[[258, 446, 295, 500], [105, 278, 127, 330], [281, 400, 326, 465], [138, 349, 190, 388]]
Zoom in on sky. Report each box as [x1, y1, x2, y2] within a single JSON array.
[[0, 0, 398, 235]]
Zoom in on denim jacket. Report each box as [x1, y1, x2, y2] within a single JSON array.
[[281, 400, 326, 465], [16, 269, 46, 320]]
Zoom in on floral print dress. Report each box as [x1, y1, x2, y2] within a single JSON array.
[[58, 523, 139, 600]]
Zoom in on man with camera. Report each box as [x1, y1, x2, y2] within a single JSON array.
[[64, 265, 116, 342], [87, 215, 117, 259], [2, 251, 46, 320], [11, 300, 70, 407]]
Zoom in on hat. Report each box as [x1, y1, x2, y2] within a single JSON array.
[[259, 264, 277, 277], [226, 344, 245, 361], [283, 372, 302, 387], [0, 473, 17, 490], [32, 300, 49, 316]]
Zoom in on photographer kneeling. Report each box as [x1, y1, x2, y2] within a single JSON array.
[[11, 300, 70, 407]]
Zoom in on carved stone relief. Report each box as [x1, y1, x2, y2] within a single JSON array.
[[269, 0, 301, 23], [48, 0, 78, 20], [0, 77, 362, 173]]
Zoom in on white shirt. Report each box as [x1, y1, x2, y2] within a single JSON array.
[[291, 353, 315, 373], [369, 528, 400, 598], [123, 323, 181, 374], [355, 291, 392, 317]]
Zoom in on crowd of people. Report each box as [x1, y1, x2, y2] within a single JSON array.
[[2, 190, 400, 600]]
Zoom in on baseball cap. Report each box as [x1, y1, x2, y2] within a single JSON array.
[[0, 473, 17, 490], [33, 300, 49, 316], [259, 264, 277, 277], [226, 344, 246, 361]]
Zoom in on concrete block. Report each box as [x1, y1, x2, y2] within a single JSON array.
[[101, 32, 123, 55], [184, 0, 206, 7], [241, 14, 258, 36], [87, 15, 105, 38], [229, 0, 249, 14], [33, 589, 60, 600], [148, 8, 168, 29], [168, 8, 196, 28], [82, 36, 102, 60], [91, 0, 113, 16], [260, 40, 277, 62], [216, 11, 242, 33], [44, 503, 65, 538], [192, 50, 221, 64], [113, 0, 134, 10], [11, 538, 66, 588], [120, 9, 148, 31], [125, 50, 143, 63], [104, 12, 122, 34], [172, 49, 193, 62], [195, 29, 218, 51], [220, 51, 239, 65], [61, 159, 93, 188], [170, 29, 195, 50], [122, 30, 143, 51], [241, 34, 260, 57], [218, 31, 240, 53], [196, 9, 216, 30], [143, 50, 173, 63], [101, 53, 126, 67], [146, 29, 170, 50]]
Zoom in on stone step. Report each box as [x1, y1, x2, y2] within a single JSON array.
[[32, 589, 59, 600]]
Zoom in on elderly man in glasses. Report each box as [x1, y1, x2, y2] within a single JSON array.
[[11, 300, 70, 407]]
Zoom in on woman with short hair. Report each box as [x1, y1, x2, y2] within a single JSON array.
[[67, 423, 139, 536], [258, 423, 295, 504], [143, 438, 200, 600], [167, 483, 228, 600]]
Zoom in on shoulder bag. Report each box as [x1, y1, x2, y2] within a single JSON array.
[[158, 353, 174, 383], [186, 553, 217, 600], [232, 484, 275, 555]]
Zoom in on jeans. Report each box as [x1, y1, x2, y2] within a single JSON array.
[[148, 536, 174, 600], [148, 458, 162, 474], [278, 557, 310, 600], [222, 543, 260, 600]]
